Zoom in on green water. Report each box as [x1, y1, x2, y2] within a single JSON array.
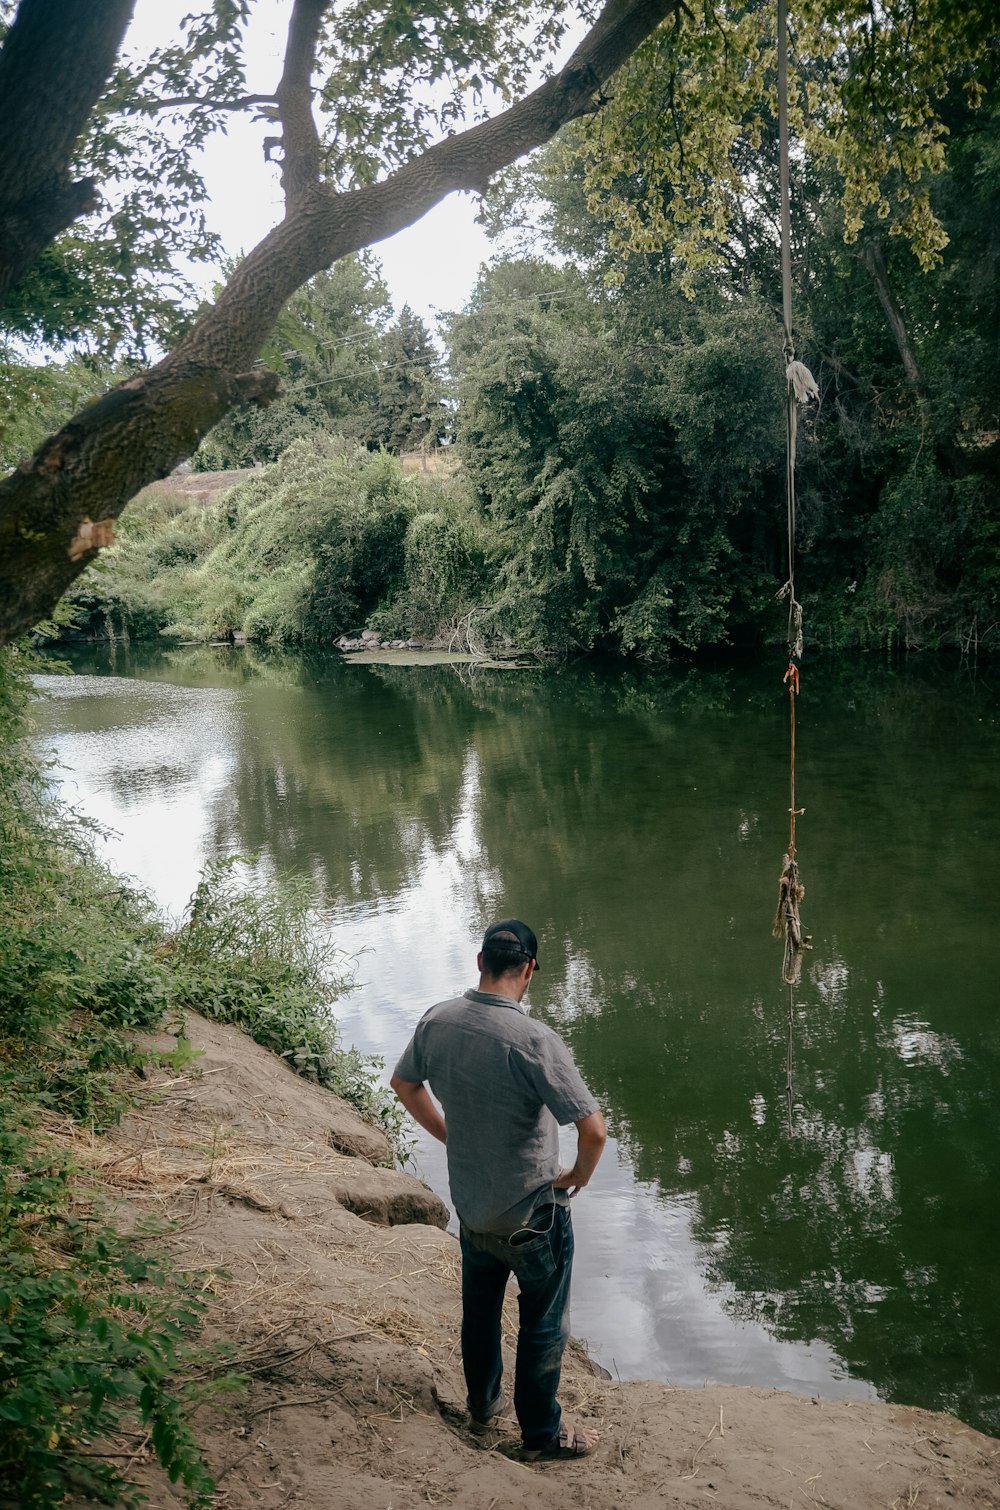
[[31, 645, 1000, 1435]]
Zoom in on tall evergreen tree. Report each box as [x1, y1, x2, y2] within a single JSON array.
[[363, 305, 448, 454]]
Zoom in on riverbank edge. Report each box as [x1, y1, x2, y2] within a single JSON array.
[[63, 1007, 1000, 1510]]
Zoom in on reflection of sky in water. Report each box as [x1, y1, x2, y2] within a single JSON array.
[[33, 676, 245, 918], [32, 671, 876, 1405], [892, 1016, 961, 1069]]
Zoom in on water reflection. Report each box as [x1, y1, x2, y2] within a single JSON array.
[[31, 646, 1000, 1434]]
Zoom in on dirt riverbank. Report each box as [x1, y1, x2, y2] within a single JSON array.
[[66, 1012, 999, 1509]]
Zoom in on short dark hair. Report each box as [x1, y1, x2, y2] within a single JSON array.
[[482, 930, 532, 977]]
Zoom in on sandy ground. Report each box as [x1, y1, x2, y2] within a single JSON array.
[[63, 1013, 999, 1510]]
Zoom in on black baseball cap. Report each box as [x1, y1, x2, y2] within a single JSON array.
[[482, 918, 540, 969]]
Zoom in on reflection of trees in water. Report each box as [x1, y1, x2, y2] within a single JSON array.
[[407, 659, 998, 1436], [201, 669, 475, 904]]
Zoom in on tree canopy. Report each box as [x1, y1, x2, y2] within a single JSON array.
[[0, 0, 996, 645]]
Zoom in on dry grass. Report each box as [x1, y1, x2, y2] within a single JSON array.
[[63, 1112, 357, 1212]]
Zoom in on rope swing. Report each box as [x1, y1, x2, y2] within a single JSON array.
[[771, 0, 815, 1010]]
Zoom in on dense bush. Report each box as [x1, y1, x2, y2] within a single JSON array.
[[69, 439, 504, 650]]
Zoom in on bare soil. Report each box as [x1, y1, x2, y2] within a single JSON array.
[[66, 1013, 999, 1510]]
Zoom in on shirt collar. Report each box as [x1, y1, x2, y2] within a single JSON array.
[[464, 987, 525, 1013]]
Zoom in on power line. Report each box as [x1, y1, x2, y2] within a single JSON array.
[[284, 355, 442, 398], [272, 282, 591, 364]]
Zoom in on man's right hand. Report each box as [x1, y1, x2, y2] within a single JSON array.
[[554, 1110, 607, 1196]]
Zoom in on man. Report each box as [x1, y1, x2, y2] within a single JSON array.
[[390, 919, 607, 1461]]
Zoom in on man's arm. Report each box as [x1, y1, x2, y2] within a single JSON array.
[[389, 1072, 447, 1144], [553, 1109, 607, 1197]]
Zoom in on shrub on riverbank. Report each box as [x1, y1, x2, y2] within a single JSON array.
[[67, 439, 504, 650], [0, 650, 403, 1506]]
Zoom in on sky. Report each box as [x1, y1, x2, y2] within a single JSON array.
[[128, 0, 518, 329]]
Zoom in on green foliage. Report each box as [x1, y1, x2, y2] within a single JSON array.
[[447, 259, 782, 655], [0, 669, 169, 1122], [574, 0, 996, 284], [315, 2, 580, 187], [197, 289, 450, 468], [183, 439, 417, 643], [169, 855, 406, 1150], [396, 502, 495, 639], [359, 303, 450, 454], [69, 439, 499, 650], [0, 1115, 221, 1508]]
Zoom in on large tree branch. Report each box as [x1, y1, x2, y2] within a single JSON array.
[[275, 0, 326, 208], [179, 0, 678, 371], [0, 0, 135, 304], [0, 0, 676, 645]]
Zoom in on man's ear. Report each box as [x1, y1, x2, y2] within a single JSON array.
[[477, 951, 484, 972]]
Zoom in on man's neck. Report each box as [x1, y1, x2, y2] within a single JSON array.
[[476, 974, 527, 1004]]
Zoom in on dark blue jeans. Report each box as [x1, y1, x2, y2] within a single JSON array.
[[459, 1202, 573, 1451]]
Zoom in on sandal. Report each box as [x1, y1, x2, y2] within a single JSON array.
[[469, 1390, 507, 1435], [523, 1422, 599, 1460]]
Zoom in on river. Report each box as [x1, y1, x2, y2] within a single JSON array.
[[30, 644, 1000, 1437]]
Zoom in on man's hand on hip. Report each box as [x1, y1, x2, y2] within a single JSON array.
[[553, 1109, 607, 1197]]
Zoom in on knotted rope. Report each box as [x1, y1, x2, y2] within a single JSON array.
[[771, 0, 815, 1129]]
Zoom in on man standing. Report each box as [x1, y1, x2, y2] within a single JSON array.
[[390, 919, 606, 1461]]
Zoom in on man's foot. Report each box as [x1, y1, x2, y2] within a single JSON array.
[[522, 1422, 599, 1461], [469, 1390, 507, 1435]]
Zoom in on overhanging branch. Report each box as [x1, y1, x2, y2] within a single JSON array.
[[122, 92, 278, 115], [180, 0, 680, 370]]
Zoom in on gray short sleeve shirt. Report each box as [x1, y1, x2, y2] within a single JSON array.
[[394, 988, 599, 1235]]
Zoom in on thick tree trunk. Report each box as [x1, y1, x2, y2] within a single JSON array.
[[0, 0, 135, 304], [0, 0, 676, 645]]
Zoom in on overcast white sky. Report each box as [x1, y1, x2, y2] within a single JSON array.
[[129, 0, 508, 329]]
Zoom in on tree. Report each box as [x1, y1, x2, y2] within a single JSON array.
[[448, 259, 785, 655], [362, 304, 448, 454], [463, 53, 1000, 655], [194, 254, 393, 469], [0, 0, 679, 645], [569, 0, 997, 283]]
